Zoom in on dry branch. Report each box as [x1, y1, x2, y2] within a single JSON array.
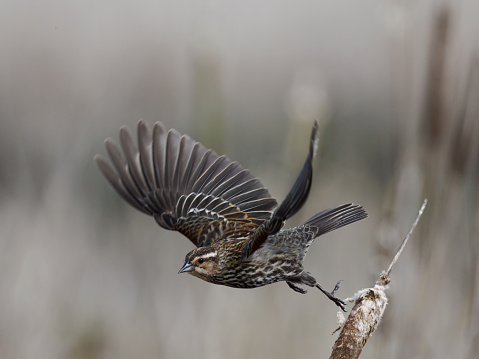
[[329, 199, 428, 359]]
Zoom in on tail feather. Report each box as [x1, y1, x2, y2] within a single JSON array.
[[303, 203, 368, 239]]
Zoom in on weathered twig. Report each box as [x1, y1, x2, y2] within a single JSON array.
[[329, 199, 428, 359]]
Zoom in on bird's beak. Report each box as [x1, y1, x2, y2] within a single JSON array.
[[178, 261, 195, 274]]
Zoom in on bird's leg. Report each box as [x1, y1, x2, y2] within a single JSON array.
[[315, 280, 346, 312], [287, 281, 308, 294], [295, 273, 346, 311]]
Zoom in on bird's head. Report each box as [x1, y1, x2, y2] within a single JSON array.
[[178, 247, 222, 282]]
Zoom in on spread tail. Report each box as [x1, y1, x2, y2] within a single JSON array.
[[303, 203, 368, 239]]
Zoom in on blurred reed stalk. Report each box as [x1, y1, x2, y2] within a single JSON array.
[[376, 5, 479, 358], [192, 52, 226, 154], [452, 58, 479, 359], [420, 7, 479, 332]]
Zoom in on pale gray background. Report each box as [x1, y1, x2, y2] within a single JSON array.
[[1, 1, 478, 358]]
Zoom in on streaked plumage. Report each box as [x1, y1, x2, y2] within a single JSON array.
[[95, 120, 367, 310]]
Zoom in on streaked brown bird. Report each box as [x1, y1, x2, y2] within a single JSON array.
[[94, 120, 367, 310]]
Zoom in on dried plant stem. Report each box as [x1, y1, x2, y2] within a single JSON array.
[[329, 199, 428, 359], [384, 198, 428, 278]]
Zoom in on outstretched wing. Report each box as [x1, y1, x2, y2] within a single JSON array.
[[94, 120, 278, 247], [241, 120, 319, 259]]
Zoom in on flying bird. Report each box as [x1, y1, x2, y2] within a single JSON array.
[[94, 120, 367, 310]]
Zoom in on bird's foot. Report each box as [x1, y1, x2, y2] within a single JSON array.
[[287, 281, 308, 294], [316, 280, 346, 312]]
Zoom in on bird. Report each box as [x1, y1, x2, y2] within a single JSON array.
[[94, 119, 367, 311]]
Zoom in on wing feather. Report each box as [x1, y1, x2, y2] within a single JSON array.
[[95, 120, 278, 247]]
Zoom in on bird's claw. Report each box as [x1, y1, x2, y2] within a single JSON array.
[[316, 279, 347, 311], [331, 280, 343, 296], [329, 280, 346, 311], [330, 296, 346, 312], [287, 281, 308, 294]]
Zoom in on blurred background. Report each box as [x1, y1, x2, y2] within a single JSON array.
[[1, 1, 478, 358]]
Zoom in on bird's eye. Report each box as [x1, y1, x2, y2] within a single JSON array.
[[198, 258, 204, 264]]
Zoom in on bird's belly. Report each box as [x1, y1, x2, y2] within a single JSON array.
[[215, 255, 302, 289]]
